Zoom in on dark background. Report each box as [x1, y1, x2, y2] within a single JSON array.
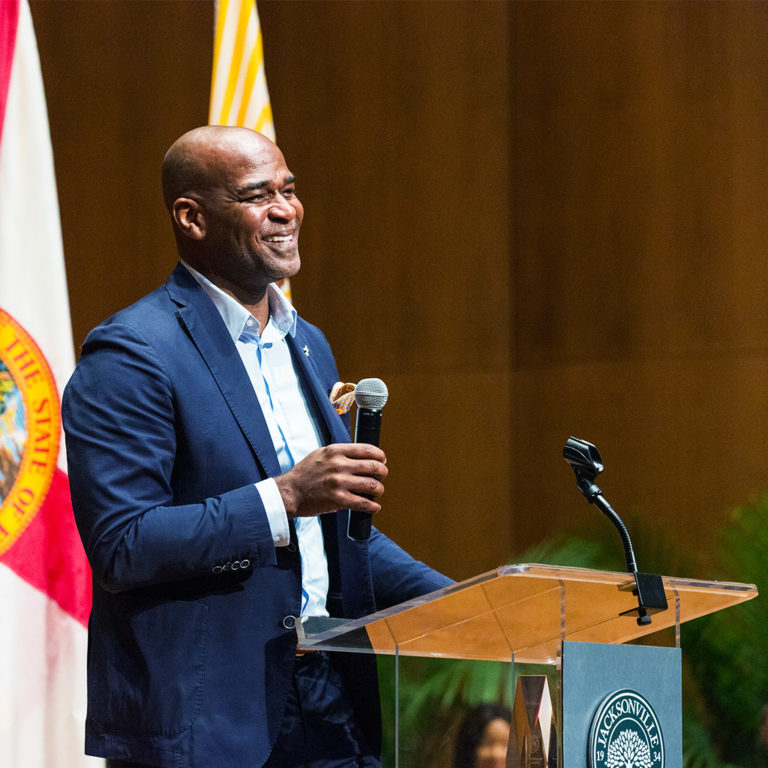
[[29, 0, 768, 583]]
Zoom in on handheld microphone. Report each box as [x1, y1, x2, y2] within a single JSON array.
[[346, 378, 388, 540]]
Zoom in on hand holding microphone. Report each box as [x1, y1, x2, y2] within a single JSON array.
[[274, 378, 388, 526]]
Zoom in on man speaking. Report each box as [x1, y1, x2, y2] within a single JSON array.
[[62, 126, 451, 768]]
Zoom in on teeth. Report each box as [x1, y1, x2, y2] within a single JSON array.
[[265, 235, 291, 243]]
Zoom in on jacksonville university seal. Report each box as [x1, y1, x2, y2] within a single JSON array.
[[588, 689, 664, 768], [0, 308, 60, 555]]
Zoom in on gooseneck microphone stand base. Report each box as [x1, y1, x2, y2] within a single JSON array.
[[576, 476, 668, 626], [564, 437, 668, 626]]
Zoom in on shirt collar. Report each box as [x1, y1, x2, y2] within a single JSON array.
[[180, 260, 297, 342]]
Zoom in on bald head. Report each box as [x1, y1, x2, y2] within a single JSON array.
[[161, 125, 277, 211]]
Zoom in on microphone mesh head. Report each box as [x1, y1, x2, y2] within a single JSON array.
[[354, 378, 388, 410]]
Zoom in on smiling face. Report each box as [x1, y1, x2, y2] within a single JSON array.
[[166, 127, 304, 302]]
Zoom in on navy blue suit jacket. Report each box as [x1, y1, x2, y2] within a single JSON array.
[[62, 264, 451, 767]]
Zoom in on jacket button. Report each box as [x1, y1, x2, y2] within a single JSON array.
[[287, 543, 297, 553], [282, 615, 297, 630], [231, 560, 240, 571], [212, 565, 223, 574], [240, 559, 251, 569]]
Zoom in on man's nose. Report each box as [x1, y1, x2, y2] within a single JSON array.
[[268, 194, 297, 220]]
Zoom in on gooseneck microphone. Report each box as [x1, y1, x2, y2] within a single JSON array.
[[346, 378, 388, 541], [563, 436, 668, 626]]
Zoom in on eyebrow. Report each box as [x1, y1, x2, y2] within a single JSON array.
[[237, 175, 296, 196]]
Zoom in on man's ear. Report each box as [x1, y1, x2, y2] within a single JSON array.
[[172, 198, 206, 240]]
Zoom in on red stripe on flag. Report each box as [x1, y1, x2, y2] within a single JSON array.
[[1, 469, 91, 627], [0, 0, 20, 144]]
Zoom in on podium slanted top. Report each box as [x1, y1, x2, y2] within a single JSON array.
[[297, 563, 757, 664]]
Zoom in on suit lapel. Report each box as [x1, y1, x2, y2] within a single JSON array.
[[166, 265, 282, 479], [288, 328, 351, 446], [166, 265, 350, 478]]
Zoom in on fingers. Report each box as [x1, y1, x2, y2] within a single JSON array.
[[275, 443, 388, 520], [318, 445, 388, 486], [330, 442, 387, 464], [316, 445, 388, 509], [323, 445, 388, 509]]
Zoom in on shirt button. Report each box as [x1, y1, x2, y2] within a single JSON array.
[[282, 615, 297, 630]]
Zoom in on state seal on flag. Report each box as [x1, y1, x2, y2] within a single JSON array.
[[0, 308, 60, 555]]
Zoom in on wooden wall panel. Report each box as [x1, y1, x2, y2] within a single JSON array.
[[27, 0, 768, 583], [510, 1, 768, 565]]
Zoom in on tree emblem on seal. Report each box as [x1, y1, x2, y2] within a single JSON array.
[[588, 689, 664, 768]]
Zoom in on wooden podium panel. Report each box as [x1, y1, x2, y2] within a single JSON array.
[[298, 564, 757, 663]]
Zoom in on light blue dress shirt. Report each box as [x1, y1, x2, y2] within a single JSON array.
[[182, 262, 330, 618]]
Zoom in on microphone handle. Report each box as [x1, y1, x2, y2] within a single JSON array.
[[347, 408, 382, 540]]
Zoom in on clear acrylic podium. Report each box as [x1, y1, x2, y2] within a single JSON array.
[[296, 563, 757, 765], [297, 563, 756, 662]]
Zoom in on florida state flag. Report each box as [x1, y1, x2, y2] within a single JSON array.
[[0, 1, 97, 765]]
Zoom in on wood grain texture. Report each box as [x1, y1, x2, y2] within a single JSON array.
[[28, 0, 768, 580]]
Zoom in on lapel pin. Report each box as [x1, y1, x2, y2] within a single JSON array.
[[303, 345, 310, 358]]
